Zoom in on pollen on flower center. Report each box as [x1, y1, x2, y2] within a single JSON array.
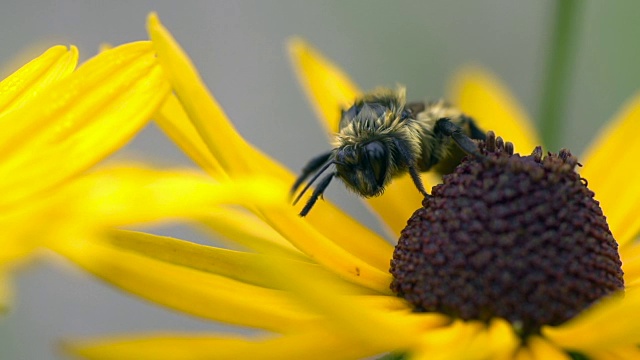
[[389, 132, 624, 336]]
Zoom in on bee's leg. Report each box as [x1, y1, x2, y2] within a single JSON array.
[[392, 137, 428, 197], [291, 151, 333, 196], [299, 172, 335, 217], [408, 165, 428, 197], [462, 115, 487, 141], [435, 118, 483, 158]]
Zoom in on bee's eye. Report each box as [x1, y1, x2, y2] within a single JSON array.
[[401, 109, 411, 120], [365, 141, 388, 186]]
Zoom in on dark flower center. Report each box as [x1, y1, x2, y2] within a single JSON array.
[[389, 132, 624, 336]]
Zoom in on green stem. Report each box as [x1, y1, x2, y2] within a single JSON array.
[[538, 0, 584, 150]]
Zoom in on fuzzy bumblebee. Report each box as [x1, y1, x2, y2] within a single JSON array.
[[292, 87, 485, 216]]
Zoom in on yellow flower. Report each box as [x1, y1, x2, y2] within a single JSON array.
[[0, 41, 171, 310], [64, 14, 640, 359]]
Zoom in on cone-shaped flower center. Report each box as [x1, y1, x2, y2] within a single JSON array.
[[390, 132, 624, 336]]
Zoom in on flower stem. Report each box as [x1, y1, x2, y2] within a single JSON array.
[[538, 0, 583, 150]]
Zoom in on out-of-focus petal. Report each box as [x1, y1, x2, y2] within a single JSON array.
[[542, 287, 640, 353], [0, 45, 78, 114], [621, 241, 640, 287], [412, 321, 485, 360], [287, 37, 360, 134], [527, 336, 571, 360], [64, 328, 375, 360], [0, 42, 170, 207], [449, 67, 540, 154], [580, 93, 640, 246], [58, 166, 289, 229], [55, 237, 314, 333]]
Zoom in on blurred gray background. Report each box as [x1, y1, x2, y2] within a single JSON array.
[[1, 1, 639, 359]]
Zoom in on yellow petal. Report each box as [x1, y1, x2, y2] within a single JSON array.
[[412, 319, 519, 360], [287, 37, 360, 134], [412, 321, 485, 360], [260, 253, 448, 354], [54, 237, 314, 333], [513, 347, 535, 360], [154, 93, 228, 179], [257, 210, 393, 292], [105, 229, 361, 293], [65, 328, 375, 360], [200, 208, 307, 260], [542, 287, 640, 353], [621, 241, 640, 286], [295, 201, 394, 272], [0, 42, 170, 207], [527, 336, 571, 360], [147, 14, 257, 175], [449, 67, 540, 154], [586, 347, 640, 360], [366, 172, 441, 236], [59, 166, 289, 229], [480, 318, 521, 359], [147, 14, 394, 283], [67, 167, 391, 293], [0, 45, 78, 114], [580, 93, 640, 246]]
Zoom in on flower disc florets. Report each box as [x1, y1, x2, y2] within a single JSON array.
[[390, 132, 624, 335]]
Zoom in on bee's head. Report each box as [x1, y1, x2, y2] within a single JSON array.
[[334, 140, 389, 197]]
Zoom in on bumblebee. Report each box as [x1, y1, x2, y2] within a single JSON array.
[[292, 87, 485, 216]]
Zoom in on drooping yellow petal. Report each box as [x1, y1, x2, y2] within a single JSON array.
[[580, 92, 640, 246], [65, 327, 375, 360], [287, 37, 360, 134], [449, 67, 540, 154], [542, 287, 640, 353], [147, 14, 395, 286], [0, 42, 170, 208], [0, 45, 78, 114], [55, 237, 314, 333]]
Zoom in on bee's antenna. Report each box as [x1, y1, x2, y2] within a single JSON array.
[[292, 160, 336, 206], [299, 172, 336, 217], [291, 151, 333, 196]]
